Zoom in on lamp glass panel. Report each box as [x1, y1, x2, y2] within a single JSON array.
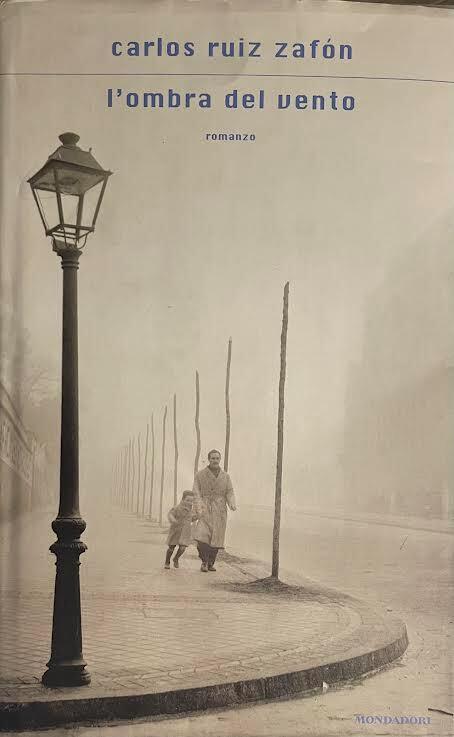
[[61, 193, 80, 227], [82, 179, 105, 228], [35, 189, 60, 231]]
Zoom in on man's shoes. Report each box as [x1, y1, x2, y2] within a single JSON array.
[[164, 563, 170, 570], [207, 565, 216, 572], [200, 562, 208, 572], [173, 559, 179, 568]]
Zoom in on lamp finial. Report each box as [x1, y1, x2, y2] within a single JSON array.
[[59, 132, 80, 147]]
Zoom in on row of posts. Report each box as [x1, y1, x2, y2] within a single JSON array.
[[111, 338, 233, 526], [110, 282, 289, 581], [111, 408, 161, 523]]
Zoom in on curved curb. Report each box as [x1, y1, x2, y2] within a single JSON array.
[[0, 620, 408, 731], [0, 553, 409, 731]]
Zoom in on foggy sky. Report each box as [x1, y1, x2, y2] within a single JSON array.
[[1, 0, 453, 512]]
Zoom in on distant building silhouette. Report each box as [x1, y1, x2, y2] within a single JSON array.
[[342, 223, 452, 519], [0, 380, 54, 520]]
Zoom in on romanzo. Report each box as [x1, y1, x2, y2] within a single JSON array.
[[206, 133, 256, 142]]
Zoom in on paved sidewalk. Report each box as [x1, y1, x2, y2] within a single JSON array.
[[0, 505, 407, 731]]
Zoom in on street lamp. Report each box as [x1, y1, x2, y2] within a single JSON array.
[[29, 132, 112, 687]]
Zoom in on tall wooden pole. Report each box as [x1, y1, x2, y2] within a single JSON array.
[[127, 440, 130, 511], [112, 457, 117, 505], [142, 422, 149, 517], [122, 446, 125, 508], [173, 394, 178, 505], [148, 413, 155, 520], [119, 454, 124, 508], [271, 282, 289, 580], [121, 447, 125, 507], [159, 406, 167, 526], [115, 452, 121, 507], [136, 433, 141, 516], [194, 371, 201, 477], [131, 437, 135, 514], [224, 337, 232, 472], [126, 440, 131, 512], [115, 453, 122, 509]]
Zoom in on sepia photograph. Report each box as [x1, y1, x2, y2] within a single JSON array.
[[0, 1, 452, 735]]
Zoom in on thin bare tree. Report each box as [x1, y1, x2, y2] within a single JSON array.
[[117, 453, 121, 506], [111, 457, 116, 505], [224, 337, 232, 472], [123, 443, 131, 512], [136, 432, 141, 516], [120, 452, 125, 507], [148, 413, 155, 520], [131, 437, 136, 514], [272, 282, 290, 580], [127, 439, 132, 512], [112, 455, 116, 505], [117, 455, 122, 507], [142, 422, 149, 517], [173, 393, 178, 505], [122, 447, 126, 507], [122, 446, 126, 507], [121, 447, 124, 507], [194, 370, 201, 477], [159, 405, 167, 526]]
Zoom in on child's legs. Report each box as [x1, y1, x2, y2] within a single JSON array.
[[165, 545, 176, 564], [197, 542, 210, 563], [174, 545, 187, 561], [208, 547, 218, 567]]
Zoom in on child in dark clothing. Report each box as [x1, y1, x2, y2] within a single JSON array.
[[164, 490, 197, 569]]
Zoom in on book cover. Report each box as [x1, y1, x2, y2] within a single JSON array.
[[0, 1, 452, 735]]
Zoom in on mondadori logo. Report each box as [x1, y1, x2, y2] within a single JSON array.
[[355, 715, 431, 726]]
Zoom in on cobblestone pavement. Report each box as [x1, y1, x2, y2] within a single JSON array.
[[0, 504, 401, 706]]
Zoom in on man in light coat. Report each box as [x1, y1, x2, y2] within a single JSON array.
[[192, 449, 237, 572]]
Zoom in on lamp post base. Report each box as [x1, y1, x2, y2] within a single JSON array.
[[42, 660, 91, 688], [44, 517, 89, 689]]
